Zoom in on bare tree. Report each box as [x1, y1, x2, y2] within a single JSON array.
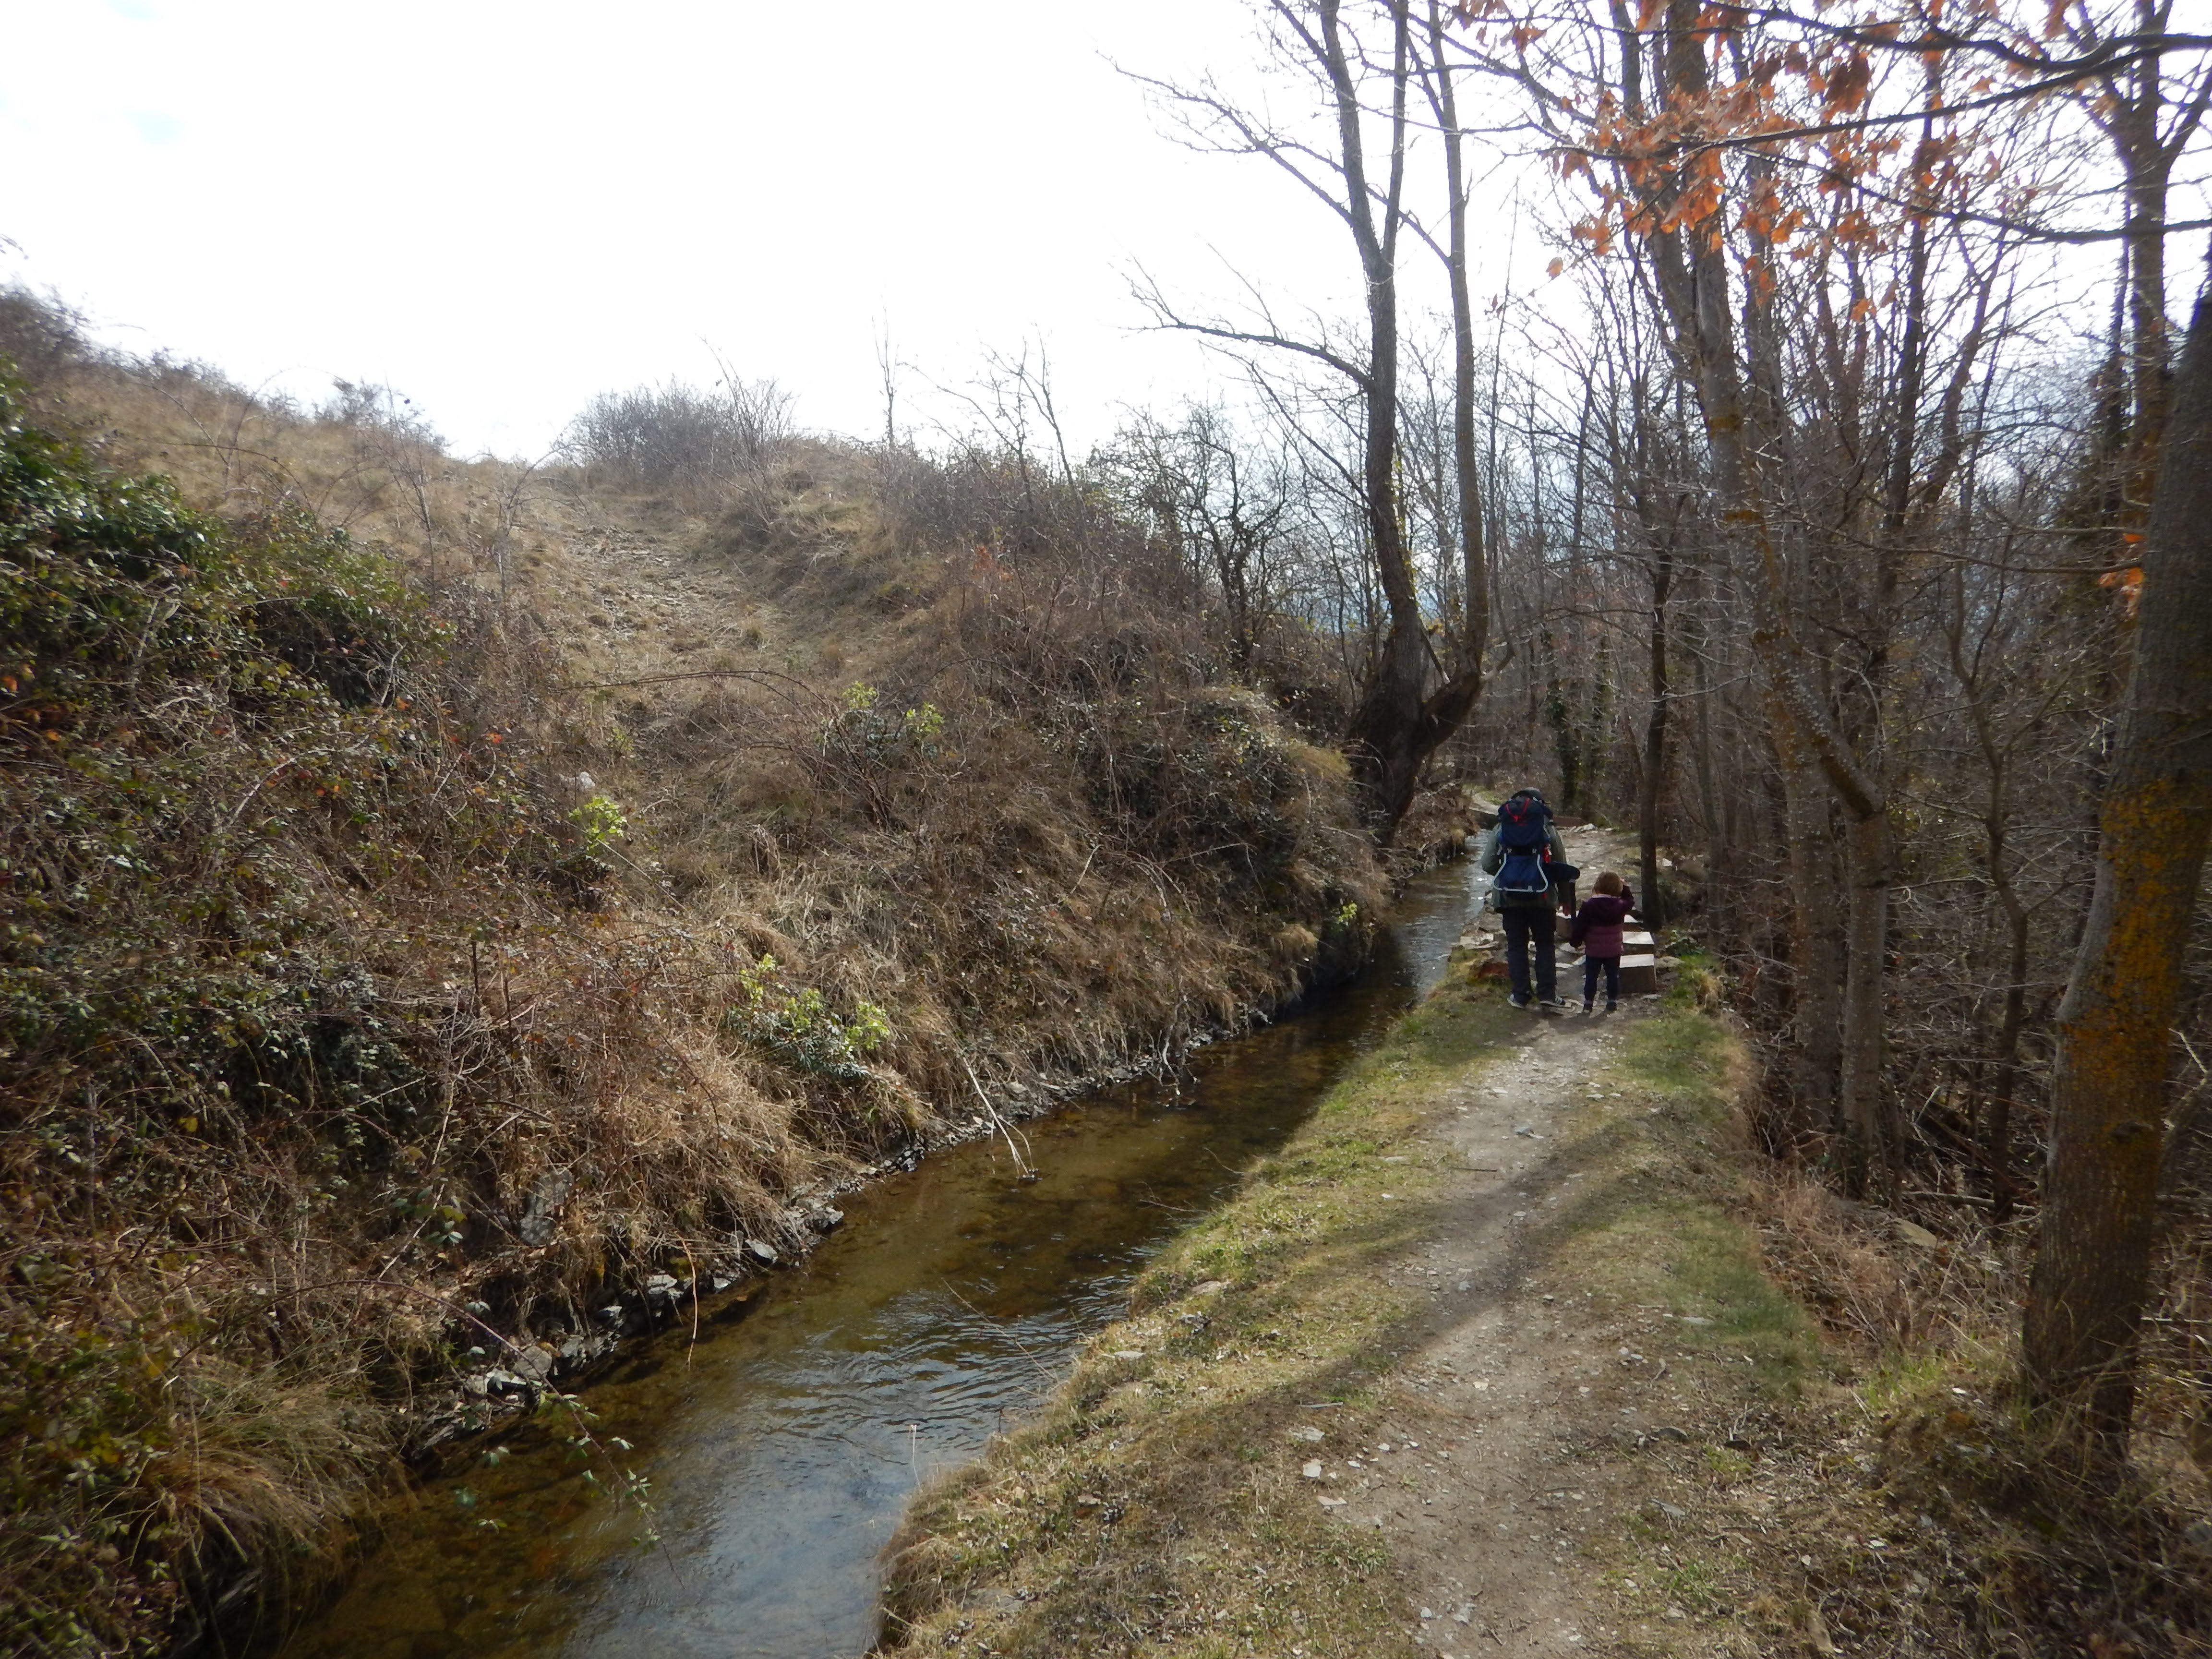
[[1134, 0, 1485, 837]]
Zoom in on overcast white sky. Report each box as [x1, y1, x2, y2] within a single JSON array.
[[0, 0, 1552, 458]]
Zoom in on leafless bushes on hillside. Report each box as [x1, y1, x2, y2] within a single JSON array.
[[559, 373, 794, 505], [0, 288, 553, 609], [0, 285, 1401, 1659]]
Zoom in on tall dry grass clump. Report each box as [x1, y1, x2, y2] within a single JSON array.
[[1743, 1150, 2212, 1653]]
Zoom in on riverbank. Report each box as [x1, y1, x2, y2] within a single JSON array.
[[251, 858, 1490, 1659], [0, 320, 1412, 1659]]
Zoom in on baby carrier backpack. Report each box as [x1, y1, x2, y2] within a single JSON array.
[[1492, 793, 1554, 896]]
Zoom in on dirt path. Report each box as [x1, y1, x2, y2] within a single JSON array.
[[885, 824, 1802, 1659], [1323, 829, 1728, 1659]]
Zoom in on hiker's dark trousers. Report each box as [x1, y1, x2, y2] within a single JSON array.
[[1503, 907, 1556, 1001], [1583, 954, 1621, 1007]]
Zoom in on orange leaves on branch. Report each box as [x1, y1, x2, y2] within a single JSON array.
[[2100, 565, 2144, 616], [1819, 50, 1874, 115], [1739, 171, 1785, 242], [1569, 209, 1619, 258], [1546, 257, 1566, 278]]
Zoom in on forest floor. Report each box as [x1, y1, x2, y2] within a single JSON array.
[[883, 826, 1923, 1659]]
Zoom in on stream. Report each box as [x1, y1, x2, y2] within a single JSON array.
[[268, 859, 1479, 1659]]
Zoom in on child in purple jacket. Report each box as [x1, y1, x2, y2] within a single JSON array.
[[1569, 871, 1638, 1013]]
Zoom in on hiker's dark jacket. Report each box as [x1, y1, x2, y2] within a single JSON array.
[[1479, 820, 1570, 911]]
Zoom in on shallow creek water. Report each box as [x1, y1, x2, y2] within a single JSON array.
[[271, 862, 1479, 1659]]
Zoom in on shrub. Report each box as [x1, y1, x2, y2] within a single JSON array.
[[727, 954, 891, 1083], [559, 376, 793, 493]]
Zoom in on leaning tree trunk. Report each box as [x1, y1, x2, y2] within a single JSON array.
[[2023, 265, 2212, 1451]]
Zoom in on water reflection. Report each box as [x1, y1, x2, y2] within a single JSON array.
[[272, 862, 1475, 1659]]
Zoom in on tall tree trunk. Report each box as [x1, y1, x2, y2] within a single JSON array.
[[1426, 0, 1488, 695], [1331, 0, 1480, 837], [1639, 543, 1674, 926], [2023, 265, 2212, 1450], [2121, 0, 2177, 465], [1781, 733, 1847, 1143], [1639, 0, 1895, 1185], [1839, 811, 1896, 1194], [1944, 565, 2032, 1221], [1686, 576, 1728, 936]]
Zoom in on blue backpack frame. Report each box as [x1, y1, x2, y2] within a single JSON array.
[[1493, 796, 1553, 895]]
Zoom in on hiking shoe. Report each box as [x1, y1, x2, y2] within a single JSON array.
[[1508, 993, 1532, 1009], [1581, 1001, 1595, 1014], [1603, 998, 1618, 1013], [1539, 996, 1567, 1011]]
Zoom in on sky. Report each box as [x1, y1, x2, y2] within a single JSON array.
[[0, 0, 1551, 459]]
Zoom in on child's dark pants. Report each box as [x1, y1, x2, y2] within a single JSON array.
[[1583, 954, 1621, 1007]]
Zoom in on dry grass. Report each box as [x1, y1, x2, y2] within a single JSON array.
[[876, 926, 2212, 1659], [1570, 985, 2212, 1659]]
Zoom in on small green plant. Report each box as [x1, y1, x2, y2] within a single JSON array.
[[569, 793, 627, 853], [727, 953, 891, 1082], [824, 681, 945, 767]]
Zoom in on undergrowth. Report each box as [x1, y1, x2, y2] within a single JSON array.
[[1578, 978, 2212, 1658]]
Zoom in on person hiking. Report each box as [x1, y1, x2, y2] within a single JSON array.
[[1480, 788, 1573, 1010], [1569, 871, 1638, 1014]]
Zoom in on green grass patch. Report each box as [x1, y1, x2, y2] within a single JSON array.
[[880, 986, 1824, 1659], [1538, 1001, 1820, 1396]]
